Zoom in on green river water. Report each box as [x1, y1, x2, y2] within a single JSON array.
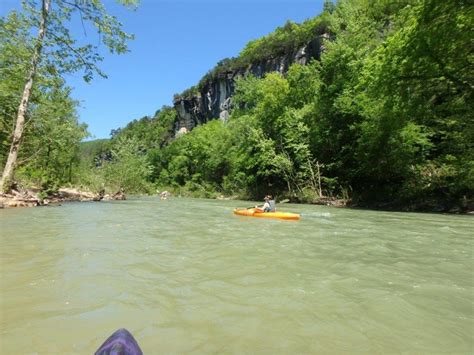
[[0, 197, 473, 354]]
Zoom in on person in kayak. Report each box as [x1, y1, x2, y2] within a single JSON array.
[[255, 195, 276, 212]]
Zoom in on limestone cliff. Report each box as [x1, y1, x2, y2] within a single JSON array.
[[172, 33, 330, 135]]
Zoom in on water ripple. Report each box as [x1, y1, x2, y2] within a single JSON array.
[[0, 197, 473, 353]]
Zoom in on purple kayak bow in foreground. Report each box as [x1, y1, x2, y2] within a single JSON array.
[[95, 328, 143, 355]]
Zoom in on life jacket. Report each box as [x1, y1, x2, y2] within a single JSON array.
[[268, 199, 276, 212]]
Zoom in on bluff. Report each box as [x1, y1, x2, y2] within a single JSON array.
[[172, 33, 330, 135]]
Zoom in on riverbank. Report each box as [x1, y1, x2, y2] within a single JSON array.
[[2, 186, 471, 214], [349, 196, 474, 214], [175, 188, 473, 214], [0, 187, 125, 208]]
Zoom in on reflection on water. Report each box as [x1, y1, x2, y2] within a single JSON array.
[[0, 197, 473, 353]]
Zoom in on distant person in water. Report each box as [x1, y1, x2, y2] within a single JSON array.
[[256, 195, 276, 212]]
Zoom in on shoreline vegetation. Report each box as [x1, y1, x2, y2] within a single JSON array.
[[2, 185, 471, 215]]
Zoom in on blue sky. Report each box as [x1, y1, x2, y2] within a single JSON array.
[[1, 0, 325, 139]]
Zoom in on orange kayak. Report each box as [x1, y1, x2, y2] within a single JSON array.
[[233, 208, 300, 220]]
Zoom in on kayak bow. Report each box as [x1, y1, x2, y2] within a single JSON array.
[[233, 208, 300, 220], [95, 328, 142, 355]]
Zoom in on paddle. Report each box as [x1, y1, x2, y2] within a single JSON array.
[[235, 206, 262, 213]]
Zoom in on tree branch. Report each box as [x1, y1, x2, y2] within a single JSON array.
[[62, 0, 88, 37], [48, 31, 99, 76]]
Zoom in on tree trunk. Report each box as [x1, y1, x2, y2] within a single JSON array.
[[308, 158, 323, 198], [0, 0, 51, 193], [316, 161, 322, 198]]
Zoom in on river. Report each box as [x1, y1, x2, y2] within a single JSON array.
[[0, 197, 472, 353]]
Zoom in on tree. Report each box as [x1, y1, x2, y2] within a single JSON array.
[[104, 136, 152, 193], [16, 81, 88, 187], [0, 10, 88, 190], [352, 0, 473, 204], [0, 12, 34, 166], [0, 0, 136, 193], [323, 0, 336, 14]]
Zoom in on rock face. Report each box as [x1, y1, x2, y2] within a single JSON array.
[[172, 34, 329, 135]]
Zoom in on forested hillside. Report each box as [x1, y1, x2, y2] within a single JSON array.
[[99, 0, 472, 211], [2, 0, 472, 211]]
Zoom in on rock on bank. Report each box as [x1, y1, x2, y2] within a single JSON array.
[[0, 187, 125, 208]]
